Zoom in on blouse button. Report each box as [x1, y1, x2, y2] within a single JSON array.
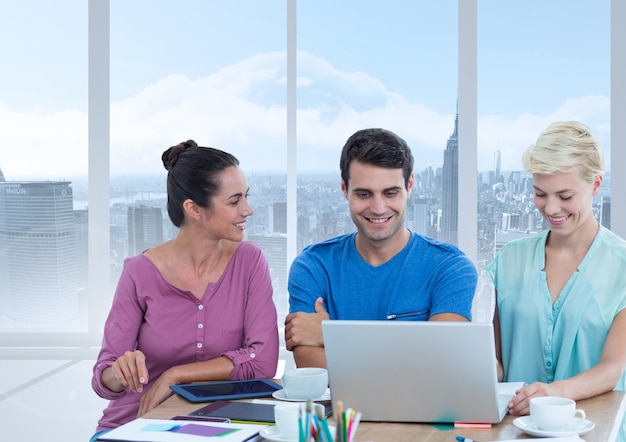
[[198, 323, 204, 329], [250, 353, 256, 359], [198, 305, 204, 310], [197, 343, 203, 349]]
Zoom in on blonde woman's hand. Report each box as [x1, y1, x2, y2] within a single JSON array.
[[507, 382, 554, 416]]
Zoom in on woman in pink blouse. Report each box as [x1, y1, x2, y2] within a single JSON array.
[[90, 140, 279, 438]]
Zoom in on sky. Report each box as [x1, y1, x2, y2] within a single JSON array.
[[0, 0, 611, 180]]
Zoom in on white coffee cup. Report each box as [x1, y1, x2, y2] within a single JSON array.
[[281, 367, 328, 400], [274, 402, 325, 439], [274, 403, 301, 440], [529, 396, 586, 431]]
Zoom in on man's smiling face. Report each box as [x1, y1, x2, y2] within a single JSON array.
[[342, 160, 413, 246]]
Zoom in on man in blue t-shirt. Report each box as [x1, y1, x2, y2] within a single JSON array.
[[285, 128, 478, 368]]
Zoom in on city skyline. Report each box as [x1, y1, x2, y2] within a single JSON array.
[[0, 159, 612, 329]]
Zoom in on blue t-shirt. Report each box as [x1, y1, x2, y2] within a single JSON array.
[[288, 231, 477, 321]]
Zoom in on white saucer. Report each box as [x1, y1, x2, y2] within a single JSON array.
[[513, 416, 595, 437], [271, 388, 331, 402], [259, 425, 336, 442], [259, 426, 296, 442]]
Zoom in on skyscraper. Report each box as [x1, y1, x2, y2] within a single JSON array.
[[493, 150, 502, 185], [440, 107, 459, 246], [271, 201, 287, 234], [0, 181, 78, 327], [316, 207, 338, 242], [409, 197, 431, 236], [127, 205, 163, 256]]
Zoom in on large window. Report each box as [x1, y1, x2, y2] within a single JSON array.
[[0, 0, 622, 347], [283, 1, 460, 319], [0, 1, 88, 334], [0, 0, 622, 348], [108, 1, 289, 319], [295, 1, 459, 314]]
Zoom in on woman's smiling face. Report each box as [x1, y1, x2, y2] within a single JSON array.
[[532, 169, 601, 238]]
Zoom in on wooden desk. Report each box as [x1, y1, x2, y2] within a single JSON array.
[[144, 390, 625, 441]]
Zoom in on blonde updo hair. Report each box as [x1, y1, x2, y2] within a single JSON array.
[[522, 120, 605, 184]]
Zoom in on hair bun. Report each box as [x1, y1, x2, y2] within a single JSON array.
[[162, 139, 199, 171]]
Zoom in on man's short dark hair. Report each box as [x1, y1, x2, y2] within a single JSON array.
[[339, 128, 414, 190]]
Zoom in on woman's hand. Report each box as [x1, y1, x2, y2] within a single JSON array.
[[508, 382, 560, 416], [137, 368, 177, 417], [110, 350, 149, 393]]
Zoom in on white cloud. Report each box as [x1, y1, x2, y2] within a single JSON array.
[[0, 52, 610, 180], [477, 95, 610, 172], [0, 103, 87, 180]]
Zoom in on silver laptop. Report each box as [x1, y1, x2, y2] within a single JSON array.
[[322, 320, 516, 424]]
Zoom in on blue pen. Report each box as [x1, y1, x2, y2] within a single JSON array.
[[456, 437, 479, 442]]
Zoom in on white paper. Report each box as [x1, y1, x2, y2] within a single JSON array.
[[97, 418, 269, 442]]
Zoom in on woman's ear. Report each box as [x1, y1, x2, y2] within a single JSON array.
[[591, 174, 603, 196], [182, 199, 202, 221]]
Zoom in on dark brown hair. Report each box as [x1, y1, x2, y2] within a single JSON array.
[[162, 140, 239, 227], [339, 128, 414, 190]]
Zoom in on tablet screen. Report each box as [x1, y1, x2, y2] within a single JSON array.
[[183, 380, 279, 398], [170, 378, 282, 402]]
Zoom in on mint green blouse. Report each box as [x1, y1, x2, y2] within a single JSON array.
[[486, 225, 626, 390]]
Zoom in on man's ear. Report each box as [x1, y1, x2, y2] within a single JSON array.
[[341, 180, 348, 198], [183, 199, 202, 221], [406, 172, 415, 196]]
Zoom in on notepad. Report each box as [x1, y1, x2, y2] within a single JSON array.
[[188, 400, 277, 423]]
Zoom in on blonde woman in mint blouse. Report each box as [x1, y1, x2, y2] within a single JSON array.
[[486, 121, 626, 436]]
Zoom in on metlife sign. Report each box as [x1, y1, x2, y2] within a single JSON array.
[[4, 186, 27, 196]]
